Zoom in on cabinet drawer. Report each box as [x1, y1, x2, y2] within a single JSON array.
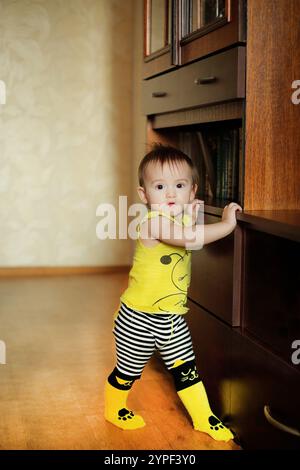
[[142, 47, 245, 116], [231, 332, 300, 449], [179, 47, 245, 110], [142, 68, 181, 115]]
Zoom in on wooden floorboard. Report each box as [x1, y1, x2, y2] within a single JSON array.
[[0, 274, 240, 450]]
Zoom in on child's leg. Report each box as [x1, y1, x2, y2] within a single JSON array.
[[158, 316, 234, 442], [169, 359, 234, 442], [105, 367, 145, 430], [105, 303, 155, 430]]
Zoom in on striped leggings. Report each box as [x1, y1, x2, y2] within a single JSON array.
[[113, 302, 195, 378]]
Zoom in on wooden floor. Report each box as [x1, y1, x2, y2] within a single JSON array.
[[0, 274, 240, 450]]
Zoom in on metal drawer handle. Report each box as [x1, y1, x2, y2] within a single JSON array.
[[152, 92, 167, 98], [194, 76, 217, 85], [264, 405, 300, 437]]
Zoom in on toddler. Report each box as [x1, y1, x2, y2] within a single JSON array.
[[104, 144, 242, 442]]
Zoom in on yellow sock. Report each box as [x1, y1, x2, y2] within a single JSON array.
[[178, 381, 234, 442], [104, 380, 145, 430]]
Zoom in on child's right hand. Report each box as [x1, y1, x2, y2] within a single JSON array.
[[222, 202, 243, 228]]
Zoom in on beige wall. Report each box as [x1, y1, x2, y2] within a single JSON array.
[[131, 0, 147, 256], [0, 0, 145, 267]]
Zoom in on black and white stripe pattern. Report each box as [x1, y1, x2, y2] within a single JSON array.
[[113, 302, 195, 377]]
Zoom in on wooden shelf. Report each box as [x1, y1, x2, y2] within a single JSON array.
[[237, 210, 300, 242], [201, 206, 300, 242], [152, 100, 244, 129]]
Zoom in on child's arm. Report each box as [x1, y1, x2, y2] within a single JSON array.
[[142, 202, 242, 250], [204, 202, 243, 245]]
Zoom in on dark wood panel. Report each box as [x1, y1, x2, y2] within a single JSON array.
[[231, 330, 300, 449], [242, 228, 300, 366], [186, 300, 232, 420], [189, 213, 235, 325]]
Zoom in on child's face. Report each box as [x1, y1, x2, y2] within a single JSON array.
[[137, 160, 197, 215]]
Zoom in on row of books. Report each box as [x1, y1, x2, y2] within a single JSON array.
[[178, 126, 243, 203]]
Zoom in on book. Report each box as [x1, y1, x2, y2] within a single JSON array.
[[197, 131, 216, 197], [238, 127, 244, 204]]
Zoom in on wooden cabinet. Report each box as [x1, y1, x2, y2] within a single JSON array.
[[143, 0, 246, 78], [142, 0, 300, 449], [230, 218, 300, 448], [187, 221, 300, 449]]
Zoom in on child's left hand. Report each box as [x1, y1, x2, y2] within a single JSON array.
[[222, 202, 243, 228]]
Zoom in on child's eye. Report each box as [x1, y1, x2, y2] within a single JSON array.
[[155, 184, 164, 190], [177, 183, 184, 188]]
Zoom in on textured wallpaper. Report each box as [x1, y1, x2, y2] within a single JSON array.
[[0, 0, 136, 267]]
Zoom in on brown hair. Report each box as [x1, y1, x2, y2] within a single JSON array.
[[138, 143, 199, 188]]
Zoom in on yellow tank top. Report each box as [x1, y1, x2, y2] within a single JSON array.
[[120, 210, 192, 315]]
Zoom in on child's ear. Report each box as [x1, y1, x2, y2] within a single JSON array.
[[137, 186, 148, 204], [189, 184, 198, 201]]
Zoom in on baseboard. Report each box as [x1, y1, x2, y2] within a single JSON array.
[[0, 266, 130, 278]]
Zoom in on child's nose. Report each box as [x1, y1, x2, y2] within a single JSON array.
[[166, 187, 176, 198]]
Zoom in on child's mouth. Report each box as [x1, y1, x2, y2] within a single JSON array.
[[168, 202, 175, 206]]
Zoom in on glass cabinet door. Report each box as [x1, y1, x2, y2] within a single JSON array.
[[181, 0, 228, 38], [145, 0, 172, 57], [144, 0, 175, 78], [143, 0, 244, 75], [179, 0, 244, 66]]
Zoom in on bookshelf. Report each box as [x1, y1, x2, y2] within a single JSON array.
[[146, 117, 244, 211], [178, 121, 243, 206]]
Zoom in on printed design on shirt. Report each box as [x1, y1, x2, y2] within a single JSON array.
[[152, 250, 191, 312]]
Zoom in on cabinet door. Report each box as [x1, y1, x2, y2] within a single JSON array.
[[186, 300, 232, 420], [231, 331, 300, 449], [189, 213, 235, 325], [179, 0, 246, 65], [143, 0, 176, 78], [242, 228, 300, 366]]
